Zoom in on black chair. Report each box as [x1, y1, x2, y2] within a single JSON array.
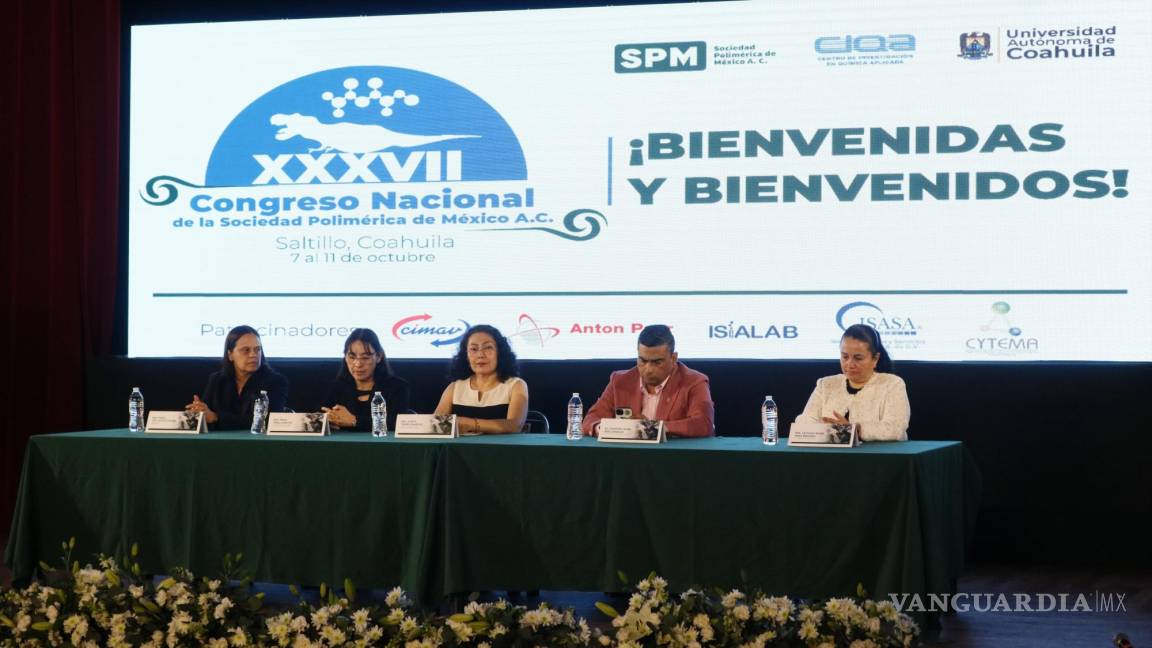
[[521, 410, 551, 434]]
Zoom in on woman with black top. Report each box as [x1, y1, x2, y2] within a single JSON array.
[[433, 324, 527, 435], [187, 325, 289, 429], [321, 328, 410, 431]]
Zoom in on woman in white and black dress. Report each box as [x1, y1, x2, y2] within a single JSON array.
[[433, 324, 528, 435]]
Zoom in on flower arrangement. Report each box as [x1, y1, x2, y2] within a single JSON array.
[[593, 575, 918, 648], [1, 543, 919, 647]]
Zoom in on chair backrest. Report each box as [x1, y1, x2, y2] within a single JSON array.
[[521, 410, 551, 434]]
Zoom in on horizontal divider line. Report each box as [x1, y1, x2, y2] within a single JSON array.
[[152, 289, 1129, 298]]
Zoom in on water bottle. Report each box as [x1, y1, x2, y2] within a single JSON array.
[[128, 387, 145, 433], [567, 393, 583, 440], [761, 395, 778, 446], [250, 390, 269, 435], [371, 391, 387, 438]]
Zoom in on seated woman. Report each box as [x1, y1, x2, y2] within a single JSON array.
[[321, 328, 410, 431], [187, 325, 289, 429], [434, 324, 528, 435], [796, 323, 909, 441]]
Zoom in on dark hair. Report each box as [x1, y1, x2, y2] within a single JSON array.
[[841, 323, 893, 373], [637, 324, 675, 353], [336, 328, 394, 383], [449, 324, 519, 381], [221, 325, 269, 376]]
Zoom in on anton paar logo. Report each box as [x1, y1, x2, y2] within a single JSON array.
[[507, 313, 560, 347], [615, 42, 707, 73], [392, 313, 470, 347]]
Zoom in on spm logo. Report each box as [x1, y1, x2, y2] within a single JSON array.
[[615, 42, 707, 73], [392, 313, 470, 347], [814, 34, 916, 54], [206, 66, 526, 186]]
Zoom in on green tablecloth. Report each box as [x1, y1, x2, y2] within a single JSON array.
[[5, 431, 979, 606]]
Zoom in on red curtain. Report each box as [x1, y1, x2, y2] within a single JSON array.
[[0, 0, 121, 533]]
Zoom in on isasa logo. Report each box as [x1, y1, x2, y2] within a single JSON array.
[[140, 65, 606, 241]]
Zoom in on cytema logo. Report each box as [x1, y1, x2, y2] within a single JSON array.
[[206, 66, 526, 186]]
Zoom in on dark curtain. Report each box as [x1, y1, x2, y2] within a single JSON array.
[[0, 0, 121, 534]]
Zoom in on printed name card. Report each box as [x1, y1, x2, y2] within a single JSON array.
[[787, 422, 859, 448], [394, 414, 458, 439], [597, 418, 666, 444], [145, 411, 204, 434], [266, 412, 329, 436]]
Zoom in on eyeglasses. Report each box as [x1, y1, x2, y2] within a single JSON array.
[[346, 353, 377, 364], [467, 344, 497, 355]]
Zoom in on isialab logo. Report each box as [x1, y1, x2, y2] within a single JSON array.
[[141, 65, 607, 240]]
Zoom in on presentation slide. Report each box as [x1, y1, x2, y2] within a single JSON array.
[[128, 0, 1152, 360]]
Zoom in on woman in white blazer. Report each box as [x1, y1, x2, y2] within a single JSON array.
[[797, 324, 909, 441]]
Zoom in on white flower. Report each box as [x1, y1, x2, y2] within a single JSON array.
[[489, 623, 508, 638], [45, 605, 59, 624], [352, 608, 372, 634], [850, 640, 878, 648], [214, 597, 234, 621], [208, 639, 229, 648], [310, 607, 330, 629], [230, 628, 250, 646], [291, 635, 316, 648], [400, 617, 421, 637], [385, 587, 407, 607], [732, 604, 750, 621], [129, 585, 145, 599], [798, 620, 819, 640], [290, 615, 309, 632], [208, 579, 222, 591], [320, 626, 347, 645], [387, 608, 406, 623], [463, 601, 488, 616], [721, 589, 745, 609], [15, 613, 31, 634]]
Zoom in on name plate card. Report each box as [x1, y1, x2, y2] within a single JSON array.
[[395, 414, 458, 439], [597, 418, 666, 444], [145, 410, 204, 434], [266, 412, 329, 436], [787, 422, 859, 448]]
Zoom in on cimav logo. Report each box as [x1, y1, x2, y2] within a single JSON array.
[[206, 66, 525, 185], [141, 65, 606, 241]]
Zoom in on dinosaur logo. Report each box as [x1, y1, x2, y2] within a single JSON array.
[[268, 113, 477, 154], [205, 65, 526, 186]]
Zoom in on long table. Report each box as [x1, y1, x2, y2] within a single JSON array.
[[5, 431, 980, 608]]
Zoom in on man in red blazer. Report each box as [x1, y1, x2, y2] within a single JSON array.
[[583, 324, 715, 438]]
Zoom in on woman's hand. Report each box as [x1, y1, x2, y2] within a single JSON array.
[[821, 411, 850, 425], [186, 394, 219, 424], [321, 405, 356, 429]]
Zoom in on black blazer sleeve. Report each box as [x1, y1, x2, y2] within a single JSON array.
[[266, 370, 290, 413], [385, 378, 411, 431]]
